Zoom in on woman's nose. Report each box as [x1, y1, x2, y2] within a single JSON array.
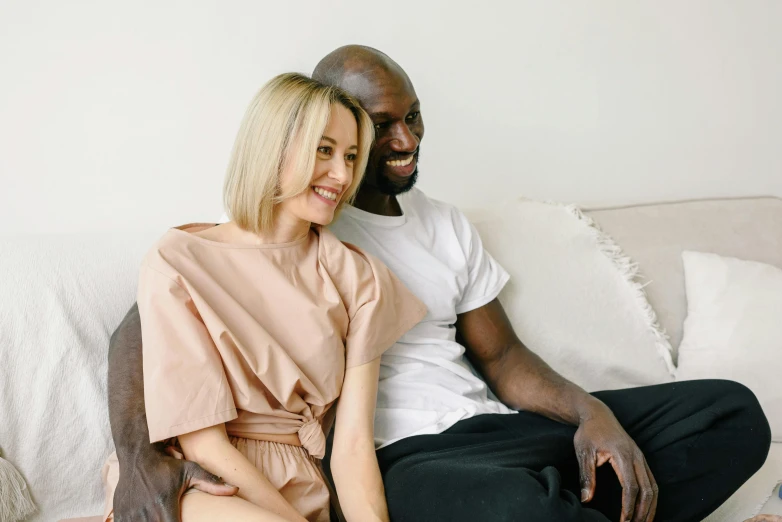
[[329, 161, 351, 185]]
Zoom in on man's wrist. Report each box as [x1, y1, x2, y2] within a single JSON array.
[[114, 432, 163, 463], [574, 393, 611, 425]]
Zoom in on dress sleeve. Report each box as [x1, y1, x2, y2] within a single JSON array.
[[341, 244, 428, 368], [138, 264, 237, 443]]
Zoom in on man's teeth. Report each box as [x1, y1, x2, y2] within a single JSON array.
[[313, 187, 337, 201], [386, 156, 414, 167]]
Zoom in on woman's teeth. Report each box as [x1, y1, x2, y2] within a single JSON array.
[[313, 187, 337, 201], [386, 155, 414, 167]]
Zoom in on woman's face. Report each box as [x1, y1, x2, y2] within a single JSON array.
[[278, 103, 358, 228]]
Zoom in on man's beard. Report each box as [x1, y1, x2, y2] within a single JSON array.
[[376, 168, 418, 196]]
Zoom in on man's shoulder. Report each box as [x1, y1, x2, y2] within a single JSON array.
[[403, 188, 463, 222]]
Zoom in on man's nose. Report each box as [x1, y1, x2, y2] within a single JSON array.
[[390, 122, 419, 152]]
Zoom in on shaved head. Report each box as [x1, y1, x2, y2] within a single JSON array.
[[313, 45, 424, 201], [312, 45, 411, 103]]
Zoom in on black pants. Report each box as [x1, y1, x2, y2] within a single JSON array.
[[375, 380, 771, 522]]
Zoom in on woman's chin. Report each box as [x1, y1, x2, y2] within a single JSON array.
[[307, 211, 336, 227]]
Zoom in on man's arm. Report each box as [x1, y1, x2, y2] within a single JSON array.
[[456, 299, 658, 522], [107, 304, 237, 522]]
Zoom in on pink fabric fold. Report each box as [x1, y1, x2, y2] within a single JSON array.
[[298, 418, 327, 459]]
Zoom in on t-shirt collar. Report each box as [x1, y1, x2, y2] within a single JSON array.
[[340, 196, 408, 227]]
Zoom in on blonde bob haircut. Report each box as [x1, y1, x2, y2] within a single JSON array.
[[224, 72, 374, 234]]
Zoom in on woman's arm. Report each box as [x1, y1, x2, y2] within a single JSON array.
[[108, 305, 238, 520], [179, 424, 308, 522], [330, 358, 389, 522]]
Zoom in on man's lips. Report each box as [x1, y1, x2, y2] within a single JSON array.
[[383, 153, 417, 177]]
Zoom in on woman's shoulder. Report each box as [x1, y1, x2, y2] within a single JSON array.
[[142, 224, 217, 274], [316, 226, 374, 272]]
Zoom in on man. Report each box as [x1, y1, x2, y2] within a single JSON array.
[[108, 46, 771, 522]]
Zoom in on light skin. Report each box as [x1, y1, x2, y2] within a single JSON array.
[[197, 103, 359, 245], [112, 103, 389, 522]]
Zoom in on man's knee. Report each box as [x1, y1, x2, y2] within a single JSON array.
[[712, 380, 768, 425], [708, 380, 771, 466]]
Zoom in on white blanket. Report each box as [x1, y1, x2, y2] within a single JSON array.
[[0, 230, 159, 521]]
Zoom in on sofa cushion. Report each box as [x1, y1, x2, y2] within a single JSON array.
[[585, 197, 782, 357], [472, 200, 675, 392], [676, 251, 782, 441]]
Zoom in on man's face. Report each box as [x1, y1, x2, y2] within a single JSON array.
[[342, 68, 424, 195]]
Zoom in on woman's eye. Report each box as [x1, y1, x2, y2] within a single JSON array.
[[317, 146, 331, 155], [345, 153, 357, 162]]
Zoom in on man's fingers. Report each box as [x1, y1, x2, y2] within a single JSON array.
[[610, 457, 639, 522], [576, 450, 597, 502], [642, 459, 658, 522], [185, 461, 240, 496], [631, 458, 654, 522]]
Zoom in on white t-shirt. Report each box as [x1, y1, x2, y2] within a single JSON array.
[[329, 188, 516, 448]]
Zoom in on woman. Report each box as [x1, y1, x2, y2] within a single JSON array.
[[102, 73, 426, 522]]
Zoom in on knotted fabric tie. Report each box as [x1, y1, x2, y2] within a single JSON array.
[[297, 418, 326, 459]]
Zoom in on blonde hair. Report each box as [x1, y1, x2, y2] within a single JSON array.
[[223, 73, 374, 234]]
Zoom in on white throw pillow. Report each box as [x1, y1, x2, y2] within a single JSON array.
[[471, 200, 675, 392], [676, 251, 782, 441]]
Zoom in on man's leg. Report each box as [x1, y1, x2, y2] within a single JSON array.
[[376, 380, 769, 522], [377, 414, 609, 522], [583, 379, 771, 521]]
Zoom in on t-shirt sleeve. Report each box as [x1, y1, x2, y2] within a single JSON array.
[[452, 208, 510, 315], [341, 244, 428, 368], [138, 263, 237, 443]]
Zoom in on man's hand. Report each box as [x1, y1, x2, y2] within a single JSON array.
[[575, 404, 658, 522], [455, 300, 658, 521], [113, 444, 238, 522]]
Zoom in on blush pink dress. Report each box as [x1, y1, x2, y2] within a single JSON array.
[[101, 223, 427, 521]]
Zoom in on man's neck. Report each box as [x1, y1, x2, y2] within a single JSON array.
[[351, 186, 403, 217]]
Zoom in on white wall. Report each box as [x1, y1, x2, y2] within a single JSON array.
[[1, 0, 781, 235]]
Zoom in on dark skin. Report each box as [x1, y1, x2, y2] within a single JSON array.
[[109, 45, 657, 521], [107, 305, 238, 522]]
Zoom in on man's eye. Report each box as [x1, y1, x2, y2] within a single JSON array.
[[406, 111, 420, 121], [374, 122, 390, 131], [317, 146, 331, 155]]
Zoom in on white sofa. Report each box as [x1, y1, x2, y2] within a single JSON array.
[[1, 197, 781, 521]]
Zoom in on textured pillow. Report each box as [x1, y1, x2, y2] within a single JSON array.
[[676, 251, 782, 441], [472, 200, 675, 392]]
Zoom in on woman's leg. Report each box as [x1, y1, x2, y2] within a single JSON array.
[[181, 490, 296, 522]]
